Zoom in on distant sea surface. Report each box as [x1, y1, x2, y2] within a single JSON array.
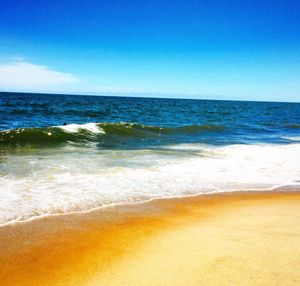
[[1, 92, 300, 225]]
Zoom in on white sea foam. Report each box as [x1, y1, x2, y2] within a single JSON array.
[[0, 143, 300, 225], [58, 123, 105, 134]]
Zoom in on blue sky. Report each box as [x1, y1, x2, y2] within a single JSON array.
[[0, 0, 299, 101]]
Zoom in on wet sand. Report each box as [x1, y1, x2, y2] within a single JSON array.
[[1, 191, 300, 285]]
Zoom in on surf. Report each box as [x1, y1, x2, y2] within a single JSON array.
[[0, 142, 300, 225], [0, 122, 225, 148]]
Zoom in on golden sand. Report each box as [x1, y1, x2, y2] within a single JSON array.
[[1, 191, 300, 285]]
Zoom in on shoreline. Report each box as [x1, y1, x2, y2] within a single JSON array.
[[1, 190, 300, 285], [1, 185, 298, 228]]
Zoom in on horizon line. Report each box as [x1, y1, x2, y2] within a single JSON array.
[[0, 90, 299, 104]]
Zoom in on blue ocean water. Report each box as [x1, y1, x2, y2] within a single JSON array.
[[0, 92, 300, 225], [1, 92, 300, 148]]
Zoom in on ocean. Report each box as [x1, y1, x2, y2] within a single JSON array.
[[1, 92, 300, 225]]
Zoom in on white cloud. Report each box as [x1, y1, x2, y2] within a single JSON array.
[[0, 60, 80, 92]]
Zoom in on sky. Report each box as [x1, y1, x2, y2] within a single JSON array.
[[0, 0, 299, 102]]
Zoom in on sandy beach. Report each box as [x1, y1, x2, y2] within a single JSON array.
[[1, 191, 300, 286]]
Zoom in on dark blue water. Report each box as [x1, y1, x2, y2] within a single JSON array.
[[1, 92, 300, 149]]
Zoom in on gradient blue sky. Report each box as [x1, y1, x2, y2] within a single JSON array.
[[0, 0, 299, 101]]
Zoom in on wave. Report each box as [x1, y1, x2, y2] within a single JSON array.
[[0, 122, 225, 148], [1, 142, 300, 225], [282, 136, 300, 142]]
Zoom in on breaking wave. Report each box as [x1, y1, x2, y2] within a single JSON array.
[[0, 122, 225, 148]]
